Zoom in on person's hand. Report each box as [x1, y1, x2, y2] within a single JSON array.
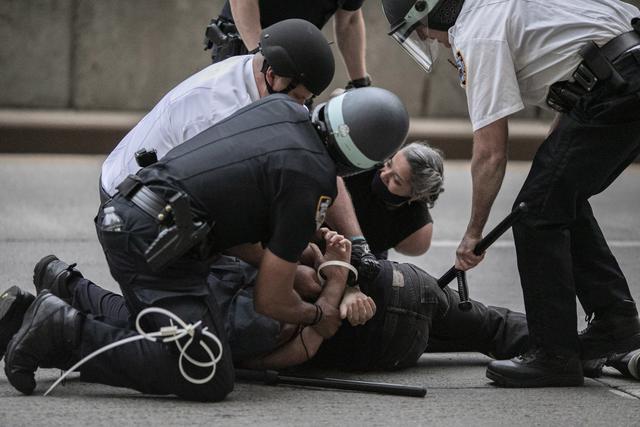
[[309, 228, 352, 282], [339, 287, 376, 326], [293, 265, 322, 301], [350, 237, 381, 281], [455, 232, 485, 271], [312, 299, 342, 338], [320, 228, 351, 264], [299, 243, 319, 267]]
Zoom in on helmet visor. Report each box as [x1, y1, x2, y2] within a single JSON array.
[[385, 0, 442, 73], [391, 28, 440, 73]]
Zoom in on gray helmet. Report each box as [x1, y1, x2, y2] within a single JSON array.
[[311, 87, 410, 176], [259, 19, 335, 96], [382, 0, 465, 72]]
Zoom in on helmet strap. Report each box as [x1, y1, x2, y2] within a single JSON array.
[[261, 59, 299, 95]]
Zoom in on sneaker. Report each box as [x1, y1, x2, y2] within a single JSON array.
[[0, 287, 35, 360], [486, 349, 584, 388]]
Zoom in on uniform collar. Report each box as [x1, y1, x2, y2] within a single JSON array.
[[244, 54, 261, 102]]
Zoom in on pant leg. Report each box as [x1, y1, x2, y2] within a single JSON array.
[[78, 293, 234, 402], [69, 276, 130, 327], [512, 62, 640, 355], [78, 196, 235, 401], [427, 287, 530, 359], [572, 201, 635, 317]]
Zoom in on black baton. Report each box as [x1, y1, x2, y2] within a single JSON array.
[[236, 369, 426, 398], [437, 202, 528, 310]]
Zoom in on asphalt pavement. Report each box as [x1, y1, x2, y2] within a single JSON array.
[[1, 154, 639, 426]]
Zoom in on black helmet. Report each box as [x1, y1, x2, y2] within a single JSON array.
[[312, 87, 410, 176], [259, 19, 335, 96], [382, 0, 465, 72]]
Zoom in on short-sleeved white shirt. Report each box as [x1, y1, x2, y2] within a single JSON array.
[[449, 0, 639, 131], [101, 55, 260, 195]]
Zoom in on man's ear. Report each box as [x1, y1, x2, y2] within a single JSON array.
[[265, 66, 276, 85]]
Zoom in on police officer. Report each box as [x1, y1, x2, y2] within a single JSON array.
[[3, 87, 409, 399], [205, 0, 371, 90], [101, 18, 335, 198], [383, 0, 640, 387]]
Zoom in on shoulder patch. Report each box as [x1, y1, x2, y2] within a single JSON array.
[[455, 50, 467, 88], [315, 195, 333, 230]]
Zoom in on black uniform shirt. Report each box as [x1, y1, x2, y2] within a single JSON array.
[[138, 95, 337, 263], [220, 0, 365, 29], [344, 169, 432, 254]]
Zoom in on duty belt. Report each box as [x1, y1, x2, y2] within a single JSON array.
[[547, 22, 640, 113], [116, 175, 212, 271]]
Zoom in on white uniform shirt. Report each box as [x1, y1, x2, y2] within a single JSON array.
[[449, 0, 639, 131], [101, 55, 260, 195]]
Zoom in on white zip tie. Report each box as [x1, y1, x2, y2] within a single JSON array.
[[44, 306, 223, 396], [316, 260, 358, 286]]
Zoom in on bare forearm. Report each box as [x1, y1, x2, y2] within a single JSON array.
[[334, 9, 367, 80], [467, 120, 509, 235], [241, 326, 323, 369], [316, 269, 348, 309], [229, 0, 261, 51]]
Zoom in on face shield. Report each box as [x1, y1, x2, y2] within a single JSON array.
[[385, 0, 442, 73]]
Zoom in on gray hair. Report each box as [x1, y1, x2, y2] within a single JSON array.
[[401, 141, 444, 208]]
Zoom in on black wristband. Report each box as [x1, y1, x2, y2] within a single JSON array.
[[308, 304, 323, 326], [346, 75, 371, 90]]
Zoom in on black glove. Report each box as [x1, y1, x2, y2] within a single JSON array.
[[350, 236, 381, 282], [345, 75, 372, 91]]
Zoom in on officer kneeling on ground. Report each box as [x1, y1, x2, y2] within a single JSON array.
[[1, 87, 409, 401]]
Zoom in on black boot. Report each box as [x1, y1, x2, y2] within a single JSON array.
[[486, 349, 584, 387], [607, 349, 640, 379], [32, 254, 82, 300], [0, 287, 35, 360], [579, 301, 640, 360], [4, 291, 83, 395]]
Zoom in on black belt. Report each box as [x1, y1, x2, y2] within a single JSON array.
[[547, 25, 640, 112], [573, 30, 640, 92], [117, 176, 169, 222], [600, 30, 640, 63]]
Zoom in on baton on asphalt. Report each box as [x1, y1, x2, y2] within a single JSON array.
[[437, 202, 529, 311], [236, 369, 427, 398]]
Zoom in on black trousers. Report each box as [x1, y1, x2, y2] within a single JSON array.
[[75, 195, 234, 401], [513, 51, 640, 356], [313, 263, 530, 371]]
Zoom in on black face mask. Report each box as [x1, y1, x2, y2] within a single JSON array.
[[371, 169, 411, 206]]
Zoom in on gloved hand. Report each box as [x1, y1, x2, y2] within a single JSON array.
[[350, 236, 381, 282], [345, 75, 371, 90]]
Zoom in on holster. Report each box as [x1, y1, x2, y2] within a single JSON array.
[[117, 176, 213, 272], [203, 17, 247, 63], [546, 22, 640, 113], [144, 192, 212, 272]]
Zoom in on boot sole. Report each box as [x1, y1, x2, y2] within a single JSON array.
[[32, 255, 59, 294], [4, 292, 54, 395], [0, 287, 35, 360], [486, 366, 584, 388]]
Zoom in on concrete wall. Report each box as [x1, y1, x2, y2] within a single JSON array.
[[1, 0, 639, 116]]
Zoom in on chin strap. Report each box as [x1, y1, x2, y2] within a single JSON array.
[[44, 307, 223, 396]]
